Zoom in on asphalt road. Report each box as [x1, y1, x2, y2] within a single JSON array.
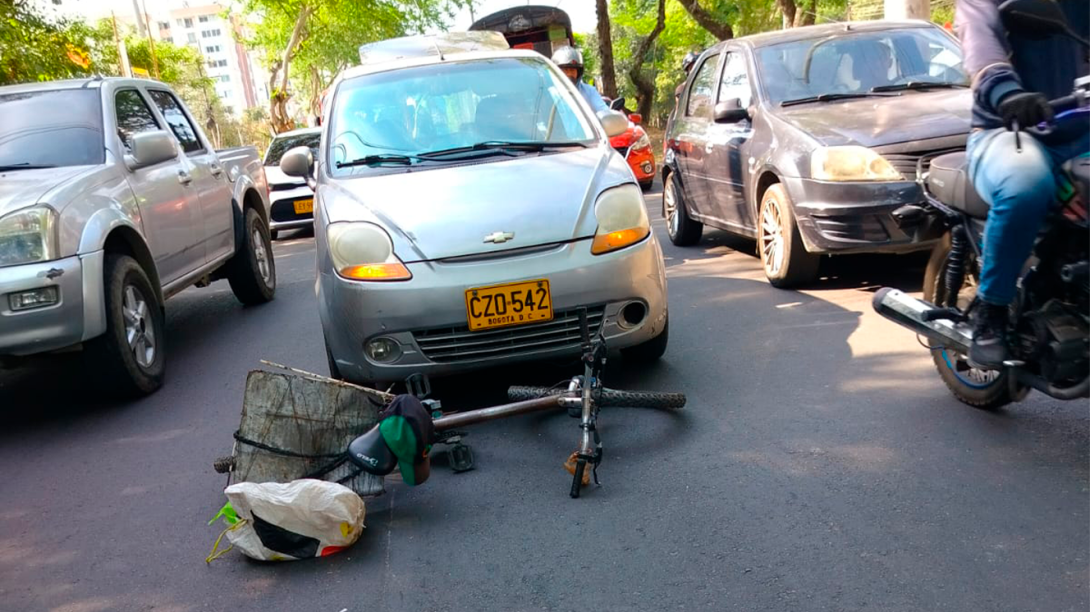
[[1, 184, 1087, 612]]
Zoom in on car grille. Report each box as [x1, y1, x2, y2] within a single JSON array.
[[812, 214, 890, 242], [270, 197, 313, 222], [876, 135, 968, 180], [413, 306, 606, 364]]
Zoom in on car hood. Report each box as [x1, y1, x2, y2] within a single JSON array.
[[0, 166, 96, 218], [775, 89, 972, 148], [320, 146, 632, 262], [264, 165, 306, 188]]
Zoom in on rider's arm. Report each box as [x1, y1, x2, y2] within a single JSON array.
[[579, 82, 609, 113], [955, 0, 1024, 113]]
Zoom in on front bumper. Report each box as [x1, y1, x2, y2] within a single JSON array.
[[319, 235, 668, 385], [626, 148, 656, 183], [0, 254, 98, 357], [269, 185, 315, 231], [784, 177, 939, 254]]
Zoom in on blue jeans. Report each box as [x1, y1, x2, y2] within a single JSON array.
[[966, 128, 1089, 306]]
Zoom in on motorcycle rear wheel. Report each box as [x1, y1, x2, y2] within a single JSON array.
[[923, 233, 1016, 410]]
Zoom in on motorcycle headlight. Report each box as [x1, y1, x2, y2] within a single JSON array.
[[0, 206, 57, 268], [810, 146, 904, 182], [591, 184, 650, 255], [326, 222, 411, 281]]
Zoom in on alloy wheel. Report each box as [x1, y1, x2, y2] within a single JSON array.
[[665, 179, 679, 238], [252, 227, 272, 285], [122, 284, 155, 369], [760, 200, 785, 276]]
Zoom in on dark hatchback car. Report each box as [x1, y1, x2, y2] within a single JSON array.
[[663, 21, 971, 286]]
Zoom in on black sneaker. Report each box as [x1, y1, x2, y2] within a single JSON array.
[[968, 302, 1009, 369]]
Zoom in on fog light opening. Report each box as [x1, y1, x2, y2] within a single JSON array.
[[364, 337, 401, 363], [8, 286, 59, 312], [619, 301, 647, 329], [641, 162, 653, 174]]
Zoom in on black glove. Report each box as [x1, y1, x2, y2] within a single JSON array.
[[997, 91, 1054, 129]]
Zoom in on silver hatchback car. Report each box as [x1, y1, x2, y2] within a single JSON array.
[[281, 35, 669, 386]]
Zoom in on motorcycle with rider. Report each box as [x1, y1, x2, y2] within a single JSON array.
[[873, 0, 1089, 409]]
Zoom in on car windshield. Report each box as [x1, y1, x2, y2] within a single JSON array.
[[328, 57, 597, 174], [265, 132, 321, 166], [755, 27, 968, 106], [0, 89, 104, 169]]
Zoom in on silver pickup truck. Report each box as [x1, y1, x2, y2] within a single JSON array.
[[0, 77, 276, 396]]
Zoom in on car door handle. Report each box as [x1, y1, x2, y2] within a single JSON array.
[[177, 170, 193, 185], [209, 164, 224, 178]]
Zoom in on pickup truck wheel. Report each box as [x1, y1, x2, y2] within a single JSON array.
[[664, 172, 702, 246], [228, 208, 276, 305], [759, 184, 819, 288], [85, 254, 165, 397]]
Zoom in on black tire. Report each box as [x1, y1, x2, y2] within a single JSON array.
[[506, 386, 686, 410], [639, 179, 654, 193], [227, 207, 276, 305], [758, 184, 819, 288], [269, 229, 279, 241], [84, 254, 165, 397], [621, 317, 669, 363], [664, 171, 702, 246], [923, 233, 1013, 409]]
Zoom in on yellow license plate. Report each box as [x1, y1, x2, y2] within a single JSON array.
[[293, 199, 313, 214], [465, 279, 553, 332]]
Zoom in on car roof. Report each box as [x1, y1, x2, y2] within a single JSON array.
[[719, 19, 939, 51], [273, 127, 322, 139], [337, 47, 548, 82], [0, 77, 177, 96]]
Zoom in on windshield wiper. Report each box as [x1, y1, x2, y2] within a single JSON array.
[[336, 154, 417, 168], [0, 163, 57, 171], [870, 81, 969, 93], [780, 92, 896, 107], [417, 141, 588, 159]]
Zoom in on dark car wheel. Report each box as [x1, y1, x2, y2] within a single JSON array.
[[639, 178, 654, 193], [664, 172, 702, 246], [84, 254, 166, 397], [227, 208, 276, 305], [758, 184, 819, 288], [269, 229, 279, 241], [621, 317, 669, 363]]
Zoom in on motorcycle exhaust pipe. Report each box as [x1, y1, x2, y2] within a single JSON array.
[[872, 287, 973, 353]]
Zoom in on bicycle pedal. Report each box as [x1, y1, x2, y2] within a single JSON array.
[[448, 443, 475, 473]]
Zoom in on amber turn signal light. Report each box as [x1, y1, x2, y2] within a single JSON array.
[[338, 262, 412, 281], [590, 226, 650, 255]]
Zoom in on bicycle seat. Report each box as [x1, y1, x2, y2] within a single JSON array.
[[928, 151, 990, 219], [347, 424, 397, 476]]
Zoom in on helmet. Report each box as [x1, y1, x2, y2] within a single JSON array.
[[682, 51, 700, 74], [552, 46, 585, 80]]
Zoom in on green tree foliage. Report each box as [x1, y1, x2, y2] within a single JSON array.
[[0, 1, 101, 84]]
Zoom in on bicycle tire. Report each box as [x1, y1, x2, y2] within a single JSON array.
[[506, 386, 686, 410]]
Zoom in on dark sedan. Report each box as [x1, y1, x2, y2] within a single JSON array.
[[662, 21, 971, 287]]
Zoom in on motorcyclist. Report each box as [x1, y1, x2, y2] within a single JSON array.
[[552, 46, 608, 113], [956, 0, 1089, 368], [675, 51, 700, 100]]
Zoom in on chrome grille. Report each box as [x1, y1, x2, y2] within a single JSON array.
[[413, 306, 606, 364], [876, 135, 968, 180]]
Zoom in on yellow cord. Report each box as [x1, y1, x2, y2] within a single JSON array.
[[206, 518, 249, 564]]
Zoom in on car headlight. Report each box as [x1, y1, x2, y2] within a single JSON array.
[[632, 131, 651, 151], [326, 222, 411, 281], [810, 146, 904, 182], [591, 184, 650, 255], [0, 206, 57, 268]]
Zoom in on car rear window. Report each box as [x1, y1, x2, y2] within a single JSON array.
[[265, 133, 321, 166]]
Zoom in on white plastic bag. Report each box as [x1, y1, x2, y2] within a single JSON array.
[[210, 479, 365, 562]]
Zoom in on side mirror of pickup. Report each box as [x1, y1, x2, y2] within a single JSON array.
[[280, 146, 316, 190], [127, 131, 178, 169], [714, 99, 749, 124], [597, 110, 629, 138]]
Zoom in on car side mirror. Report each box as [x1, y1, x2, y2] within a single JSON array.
[[628, 113, 643, 125], [598, 110, 629, 138], [280, 145, 316, 189], [714, 99, 749, 124], [609, 96, 626, 111], [999, 0, 1077, 40], [126, 131, 177, 169]]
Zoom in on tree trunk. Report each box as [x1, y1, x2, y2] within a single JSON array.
[[795, 0, 817, 26], [679, 0, 734, 41], [628, 0, 666, 120], [268, 4, 313, 134], [595, 0, 618, 99], [777, 0, 797, 28]]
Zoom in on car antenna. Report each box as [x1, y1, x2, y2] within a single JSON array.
[[432, 38, 445, 61]]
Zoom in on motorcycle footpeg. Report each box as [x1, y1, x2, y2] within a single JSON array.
[[920, 307, 966, 323], [448, 443, 475, 473]]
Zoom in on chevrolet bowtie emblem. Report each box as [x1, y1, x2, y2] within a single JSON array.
[[483, 231, 515, 244]]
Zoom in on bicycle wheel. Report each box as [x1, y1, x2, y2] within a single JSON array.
[[506, 386, 686, 410]]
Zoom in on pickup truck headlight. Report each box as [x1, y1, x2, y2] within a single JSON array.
[[0, 206, 57, 268], [591, 184, 650, 255], [810, 146, 904, 182], [327, 222, 411, 281]]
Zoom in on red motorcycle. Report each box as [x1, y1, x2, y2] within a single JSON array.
[[604, 97, 656, 192]]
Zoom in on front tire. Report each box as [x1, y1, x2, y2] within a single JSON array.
[[227, 208, 276, 306], [639, 179, 654, 193], [621, 317, 669, 363], [923, 233, 1014, 409], [664, 172, 702, 246], [84, 254, 165, 397], [758, 184, 819, 288]]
